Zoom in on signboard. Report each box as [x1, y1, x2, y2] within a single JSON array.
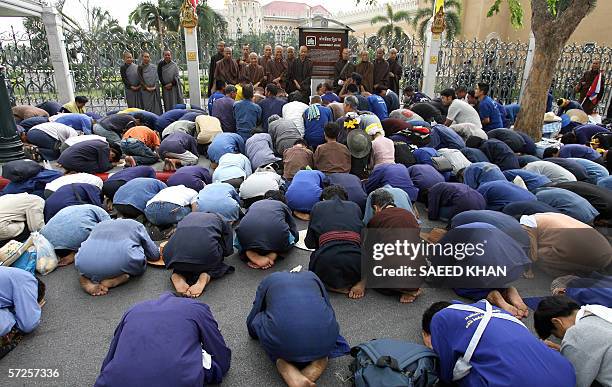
[[299, 30, 348, 78]]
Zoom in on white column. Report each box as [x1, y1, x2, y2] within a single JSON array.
[[422, 28, 441, 97], [184, 27, 202, 108], [519, 31, 536, 104], [41, 6, 74, 104]]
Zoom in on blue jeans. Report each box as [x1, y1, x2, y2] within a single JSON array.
[[120, 138, 159, 165], [144, 202, 191, 226]]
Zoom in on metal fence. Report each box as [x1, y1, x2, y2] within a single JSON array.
[[436, 38, 530, 105], [0, 27, 58, 106], [551, 42, 612, 115], [3, 24, 612, 114]]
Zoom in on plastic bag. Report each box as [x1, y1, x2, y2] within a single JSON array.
[[11, 248, 37, 275], [32, 232, 58, 275]]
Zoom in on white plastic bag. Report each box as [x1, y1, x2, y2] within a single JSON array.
[[32, 232, 58, 275]]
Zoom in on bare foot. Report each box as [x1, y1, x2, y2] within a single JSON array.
[[302, 357, 328, 383], [171, 273, 190, 295], [163, 159, 177, 172], [505, 287, 529, 319], [293, 211, 310, 221], [186, 273, 211, 298], [79, 276, 108, 296], [124, 156, 136, 167], [487, 290, 519, 317], [100, 274, 130, 290], [57, 251, 76, 266], [348, 279, 366, 299], [399, 289, 422, 304], [276, 359, 316, 387], [246, 250, 274, 269], [523, 267, 535, 279]]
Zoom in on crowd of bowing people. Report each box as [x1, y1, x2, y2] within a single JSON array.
[[1, 45, 612, 386]]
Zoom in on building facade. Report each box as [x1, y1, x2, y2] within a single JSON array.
[[222, 0, 331, 45]]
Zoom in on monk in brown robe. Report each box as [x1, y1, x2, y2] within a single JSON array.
[[258, 44, 273, 85], [285, 46, 297, 93], [208, 41, 225, 96], [238, 44, 251, 72], [333, 48, 355, 94], [373, 47, 390, 89], [355, 51, 374, 92], [266, 45, 288, 90], [214, 47, 240, 87], [387, 48, 403, 94], [575, 58, 606, 114], [243, 52, 265, 88], [291, 46, 313, 98]]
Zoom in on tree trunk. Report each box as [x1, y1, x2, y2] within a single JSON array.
[[514, 30, 565, 140], [514, 0, 596, 141]]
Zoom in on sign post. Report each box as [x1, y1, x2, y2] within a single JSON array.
[[181, 0, 202, 108], [422, 0, 445, 97], [298, 18, 353, 99]]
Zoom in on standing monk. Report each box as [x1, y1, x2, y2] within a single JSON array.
[[138, 52, 163, 115], [238, 44, 251, 72], [266, 46, 288, 91], [208, 41, 225, 97], [158, 50, 184, 112], [334, 48, 355, 94], [120, 52, 143, 109], [575, 58, 606, 114], [373, 47, 390, 89], [258, 45, 273, 82], [214, 47, 240, 87], [291, 46, 313, 99], [355, 51, 374, 92], [285, 46, 297, 93], [387, 48, 403, 94], [243, 52, 265, 88]]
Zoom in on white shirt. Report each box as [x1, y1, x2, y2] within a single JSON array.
[[45, 173, 104, 192], [447, 99, 482, 128], [31, 122, 78, 143], [239, 171, 282, 199], [450, 123, 488, 141], [282, 101, 308, 136], [64, 135, 107, 147], [437, 148, 472, 174], [146, 185, 197, 207]]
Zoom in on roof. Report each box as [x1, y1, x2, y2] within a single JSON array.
[[262, 1, 330, 18]]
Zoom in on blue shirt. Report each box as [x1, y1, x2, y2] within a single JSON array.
[[107, 165, 156, 182], [478, 96, 503, 131], [41, 204, 110, 251], [568, 158, 609, 184], [321, 92, 340, 104], [363, 185, 415, 224], [208, 91, 225, 115], [166, 166, 211, 192], [367, 95, 389, 121], [327, 173, 367, 213], [212, 153, 252, 182], [477, 181, 537, 211], [502, 169, 551, 192], [159, 131, 198, 157], [431, 300, 575, 387], [155, 109, 188, 132], [303, 105, 333, 148], [194, 182, 241, 222], [114, 178, 167, 212], [258, 97, 286, 130], [0, 267, 41, 336], [365, 163, 419, 201], [463, 162, 505, 189], [95, 293, 231, 387], [233, 99, 262, 141], [246, 271, 345, 363], [286, 170, 325, 212], [207, 133, 245, 163], [535, 187, 599, 224], [212, 96, 236, 132], [76, 219, 159, 282], [559, 144, 602, 161], [55, 113, 93, 134]]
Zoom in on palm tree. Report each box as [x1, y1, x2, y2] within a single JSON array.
[[370, 3, 411, 48], [88, 7, 123, 37], [129, 0, 179, 48], [195, 3, 227, 47], [411, 0, 462, 42]]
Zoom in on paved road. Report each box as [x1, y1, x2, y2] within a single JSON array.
[[0, 159, 554, 386]]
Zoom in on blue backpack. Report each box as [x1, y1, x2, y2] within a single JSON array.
[[350, 339, 439, 387]]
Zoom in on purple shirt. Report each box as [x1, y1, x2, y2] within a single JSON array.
[[258, 97, 286, 130], [166, 166, 212, 192], [158, 131, 198, 157], [212, 96, 236, 132]]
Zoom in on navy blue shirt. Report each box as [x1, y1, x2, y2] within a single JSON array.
[[233, 99, 262, 141], [208, 91, 225, 115], [258, 97, 286, 130], [478, 96, 504, 131]]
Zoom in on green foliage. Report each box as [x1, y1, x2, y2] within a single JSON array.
[[411, 0, 463, 41], [485, 0, 596, 27], [370, 4, 411, 47]]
